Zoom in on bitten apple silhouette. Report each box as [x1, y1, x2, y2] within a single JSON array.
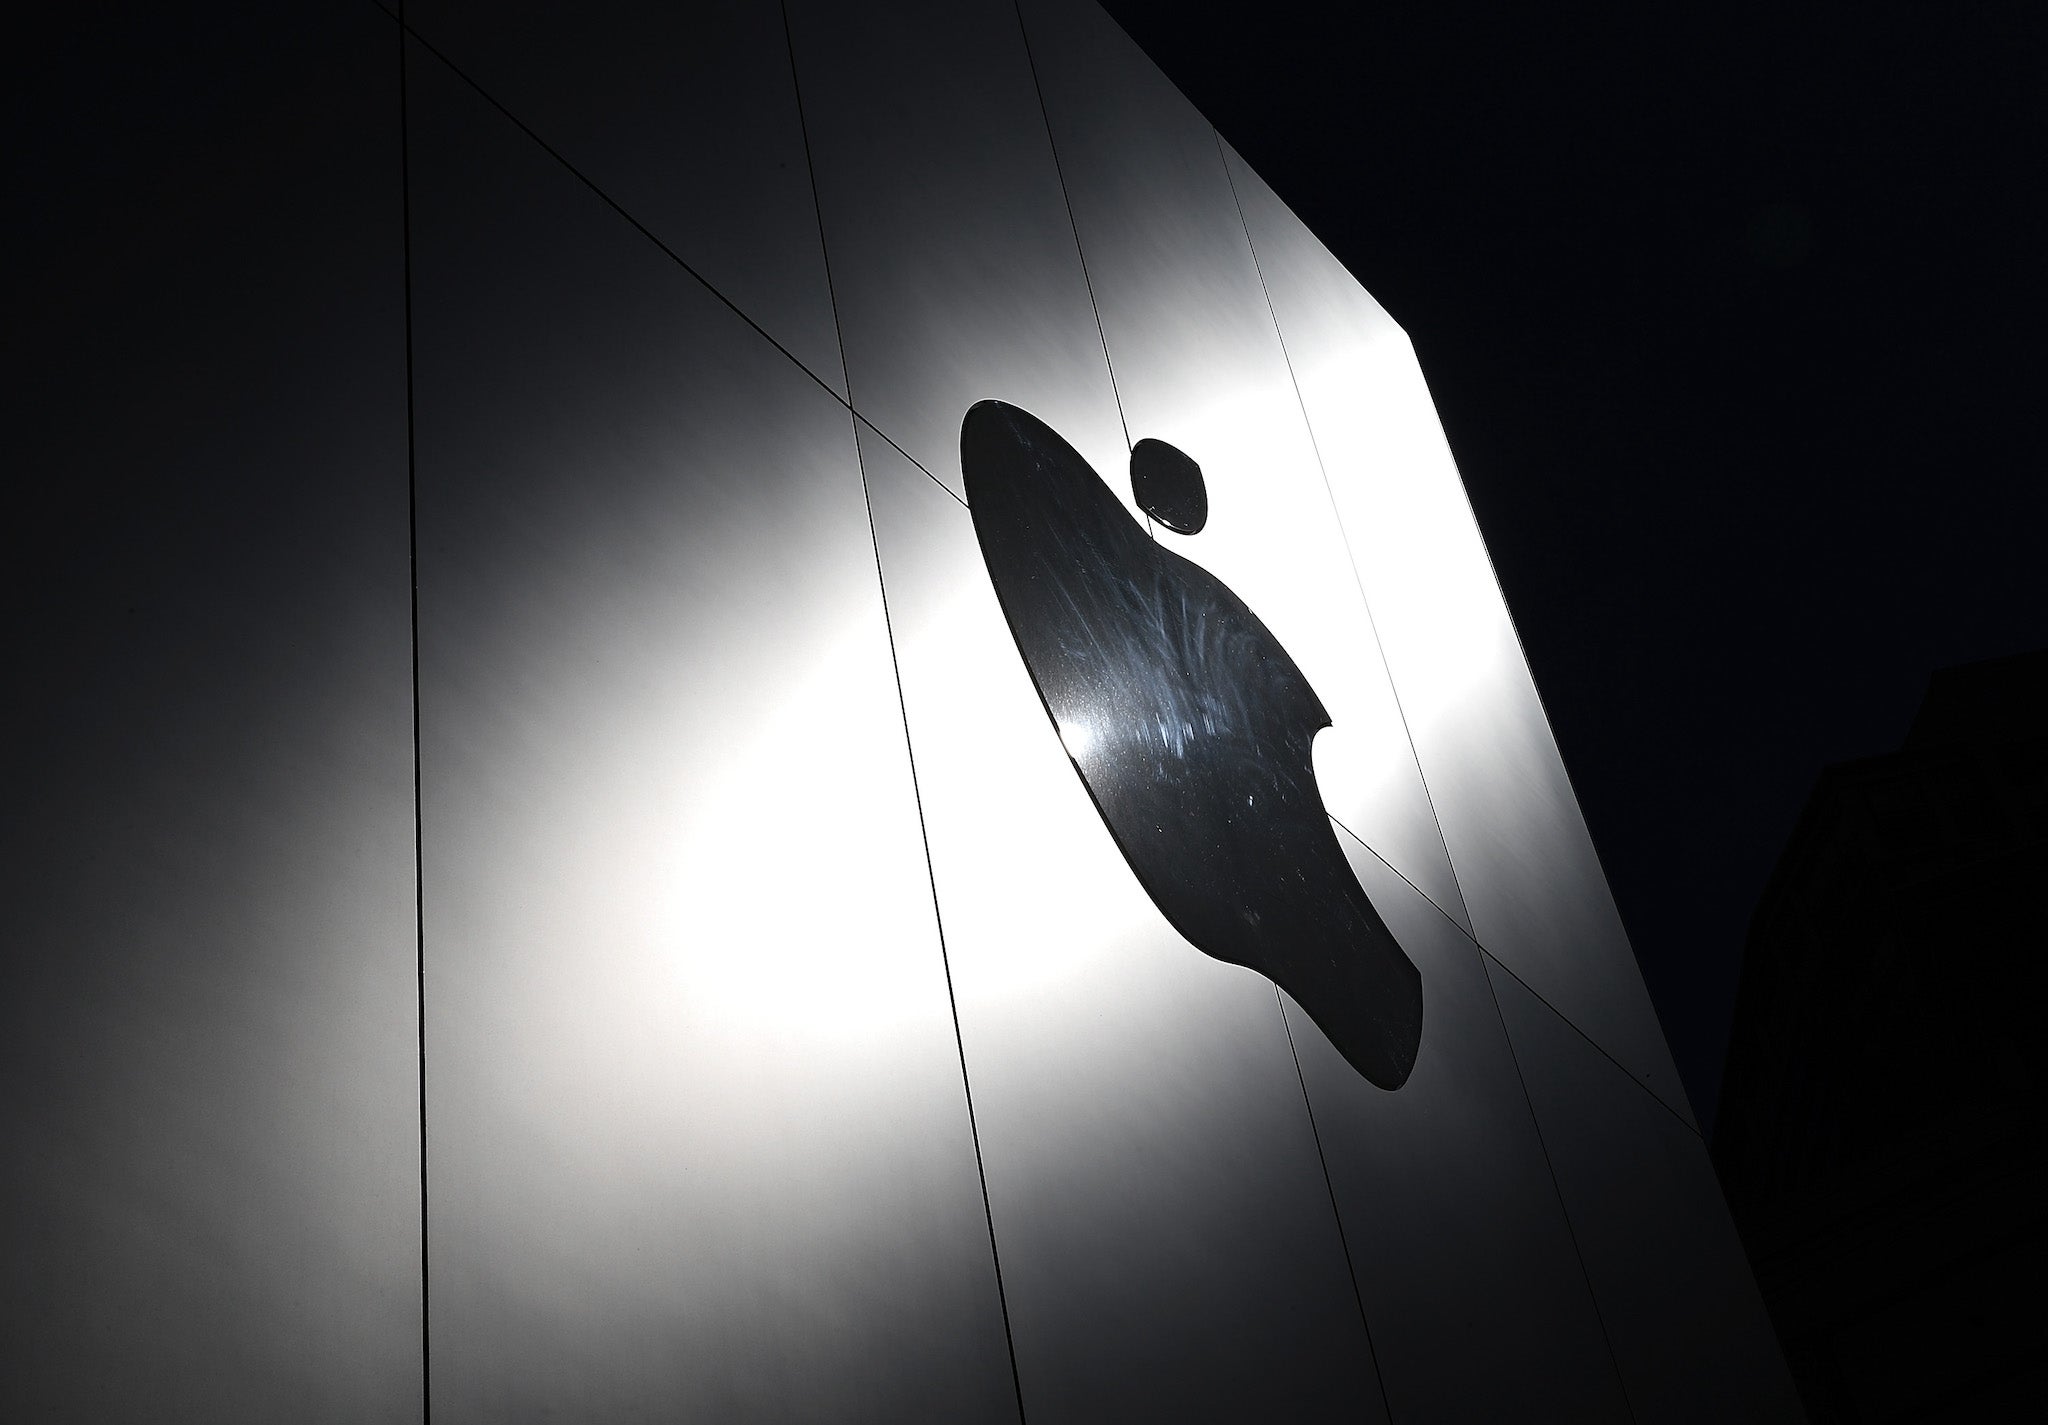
[[962, 400, 1423, 1090]]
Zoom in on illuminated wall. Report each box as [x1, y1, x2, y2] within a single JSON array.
[[2, 1, 1801, 1420]]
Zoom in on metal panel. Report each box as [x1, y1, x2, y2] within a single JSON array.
[[859, 421, 1384, 1422], [783, 0, 1132, 511], [1300, 824, 1630, 1422], [1016, 0, 1469, 934], [1487, 960, 1805, 1423], [0, 4, 420, 1418], [406, 44, 1016, 1422], [1222, 142, 1694, 1123], [406, 0, 845, 395]]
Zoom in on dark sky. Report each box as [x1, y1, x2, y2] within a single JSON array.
[[1103, 0, 2047, 1125]]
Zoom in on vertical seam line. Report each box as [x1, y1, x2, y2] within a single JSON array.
[[1216, 130, 1473, 939], [1014, 0, 1129, 451], [397, 10, 431, 1421], [389, 13, 968, 511], [1274, 987, 1398, 1423], [1010, 0, 1155, 536], [1008, 11, 1389, 1406], [783, 5, 1028, 1419]]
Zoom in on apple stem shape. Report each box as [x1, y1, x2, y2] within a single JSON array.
[[961, 400, 1423, 1090]]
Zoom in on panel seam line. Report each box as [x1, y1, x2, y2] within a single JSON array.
[[1010, 0, 1154, 536], [783, 5, 1028, 1418], [397, 8, 431, 1420], [392, 11, 965, 513], [1274, 986, 1397, 1423], [1331, 817, 1698, 1140], [1216, 129, 1473, 938], [1479, 950, 1642, 1422], [1484, 950, 1702, 1138]]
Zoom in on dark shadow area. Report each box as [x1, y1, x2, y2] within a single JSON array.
[[963, 400, 1422, 1089], [1101, 0, 2048, 1128], [0, 5, 422, 1415], [1715, 650, 2048, 1421]]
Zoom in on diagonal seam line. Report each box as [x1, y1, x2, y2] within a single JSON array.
[[1478, 949, 1643, 1423], [780, 1, 857, 429], [1328, 810, 1468, 935], [1273, 985, 1397, 1424], [1216, 127, 1474, 938], [1007, 13, 1383, 1402], [1326, 815, 1699, 1139], [1011, 0, 1129, 457], [1482, 950, 1702, 1139], [846, 414, 1031, 1425], [1203, 124, 1676, 1148], [1009, 0, 1155, 537], [391, 14, 1678, 1413], [396, 10, 431, 1421], [394, 12, 966, 513], [1324, 816, 1641, 1412], [782, 5, 1025, 1414]]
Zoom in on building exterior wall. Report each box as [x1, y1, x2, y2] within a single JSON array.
[[3, 1, 1799, 1419]]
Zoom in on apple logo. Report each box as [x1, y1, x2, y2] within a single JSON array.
[[962, 400, 1423, 1090]]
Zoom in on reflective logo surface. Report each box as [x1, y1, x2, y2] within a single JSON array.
[[962, 400, 1423, 1089]]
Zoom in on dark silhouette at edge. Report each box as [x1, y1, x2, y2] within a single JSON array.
[[1715, 650, 2048, 1420]]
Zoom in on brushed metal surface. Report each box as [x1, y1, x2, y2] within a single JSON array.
[[1016, 0, 1470, 936], [784, 0, 1132, 512], [0, 3, 420, 1418], [1302, 823, 1631, 1422], [1487, 959, 1805, 1422], [407, 43, 1016, 1422], [861, 418, 1385, 1423], [1222, 142, 1694, 1124], [406, 0, 845, 395]]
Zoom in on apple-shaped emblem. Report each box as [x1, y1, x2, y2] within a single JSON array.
[[961, 400, 1423, 1089]]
